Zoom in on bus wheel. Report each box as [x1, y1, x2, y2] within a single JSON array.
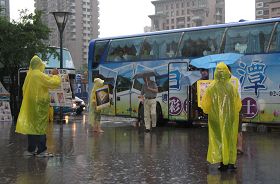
[[138, 105, 145, 128], [156, 104, 166, 127]]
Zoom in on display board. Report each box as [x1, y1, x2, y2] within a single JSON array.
[[0, 82, 12, 121], [46, 69, 73, 107], [96, 85, 110, 111]]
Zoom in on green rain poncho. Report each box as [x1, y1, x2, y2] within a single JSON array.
[[201, 62, 241, 165], [16, 55, 61, 135], [89, 78, 104, 125]]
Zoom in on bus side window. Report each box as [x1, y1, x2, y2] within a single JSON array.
[[93, 40, 109, 67], [140, 41, 153, 60], [225, 23, 274, 54], [142, 33, 181, 59], [269, 23, 280, 52], [179, 28, 224, 58], [107, 37, 144, 62]]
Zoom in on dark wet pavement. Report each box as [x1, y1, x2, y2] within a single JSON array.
[[1, 115, 280, 184]]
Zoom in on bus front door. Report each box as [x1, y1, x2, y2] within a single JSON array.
[[168, 62, 190, 121], [115, 64, 134, 116]]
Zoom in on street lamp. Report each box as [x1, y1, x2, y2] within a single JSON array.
[[50, 11, 70, 68], [51, 11, 70, 123]]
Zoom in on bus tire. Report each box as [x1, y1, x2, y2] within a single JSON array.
[[138, 104, 145, 128], [156, 103, 166, 127]]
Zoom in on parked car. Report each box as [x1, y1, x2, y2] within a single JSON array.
[[72, 96, 86, 115], [54, 96, 86, 115]]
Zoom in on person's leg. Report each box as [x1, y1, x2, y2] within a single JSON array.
[[37, 135, 47, 154], [151, 99, 157, 128], [237, 115, 243, 154], [36, 135, 54, 157], [27, 135, 37, 153], [96, 112, 103, 133], [237, 132, 243, 153], [93, 111, 99, 132], [144, 100, 151, 131]]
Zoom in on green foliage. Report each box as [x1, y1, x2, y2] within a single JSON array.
[[77, 63, 88, 74], [0, 10, 51, 69]]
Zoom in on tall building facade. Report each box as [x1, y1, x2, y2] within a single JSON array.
[[35, 0, 99, 70], [256, 0, 280, 19], [0, 0, 10, 21], [149, 0, 225, 31]]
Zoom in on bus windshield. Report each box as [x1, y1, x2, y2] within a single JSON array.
[[43, 48, 75, 69]]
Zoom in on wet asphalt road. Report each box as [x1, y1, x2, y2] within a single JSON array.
[[0, 114, 280, 184]]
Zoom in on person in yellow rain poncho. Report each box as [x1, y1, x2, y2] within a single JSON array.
[[89, 78, 104, 133], [201, 62, 241, 171], [16, 55, 61, 157]]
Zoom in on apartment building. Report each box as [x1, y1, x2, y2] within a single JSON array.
[[35, 0, 99, 70], [256, 0, 280, 19], [0, 0, 9, 21], [149, 0, 225, 31]]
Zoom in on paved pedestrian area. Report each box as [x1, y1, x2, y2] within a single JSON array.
[[0, 115, 280, 184]]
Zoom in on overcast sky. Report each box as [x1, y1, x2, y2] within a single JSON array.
[[10, 0, 255, 37]]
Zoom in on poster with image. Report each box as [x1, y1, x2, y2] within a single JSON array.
[[197, 80, 212, 108], [96, 85, 110, 111], [48, 69, 73, 107], [0, 82, 12, 122], [0, 101, 12, 121]]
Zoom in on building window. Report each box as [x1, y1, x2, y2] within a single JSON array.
[[171, 4, 173, 9], [256, 2, 263, 8], [182, 10, 185, 15], [171, 11, 174, 16], [166, 5, 168, 10], [181, 2, 184, 7], [171, 19, 174, 24], [264, 10, 269, 15], [264, 2, 269, 7], [256, 10, 263, 16], [176, 3, 179, 8], [176, 10, 179, 16]]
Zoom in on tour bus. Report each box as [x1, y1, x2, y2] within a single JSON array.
[[18, 47, 85, 115], [88, 18, 280, 125]]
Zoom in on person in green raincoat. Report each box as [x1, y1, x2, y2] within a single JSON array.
[[201, 62, 241, 171], [16, 55, 61, 157], [89, 78, 105, 133]]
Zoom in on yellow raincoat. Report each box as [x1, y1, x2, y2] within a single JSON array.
[[16, 55, 61, 135], [201, 62, 241, 165], [89, 78, 104, 125]]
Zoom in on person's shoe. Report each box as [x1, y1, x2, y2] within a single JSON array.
[[228, 164, 237, 170], [97, 129, 104, 133], [23, 151, 35, 156], [36, 151, 54, 158], [218, 163, 228, 171], [145, 129, 151, 133], [237, 149, 244, 155]]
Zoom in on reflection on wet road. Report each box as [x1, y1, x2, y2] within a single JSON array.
[[0, 115, 280, 183]]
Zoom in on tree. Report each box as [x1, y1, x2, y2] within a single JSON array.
[[0, 10, 52, 121]]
